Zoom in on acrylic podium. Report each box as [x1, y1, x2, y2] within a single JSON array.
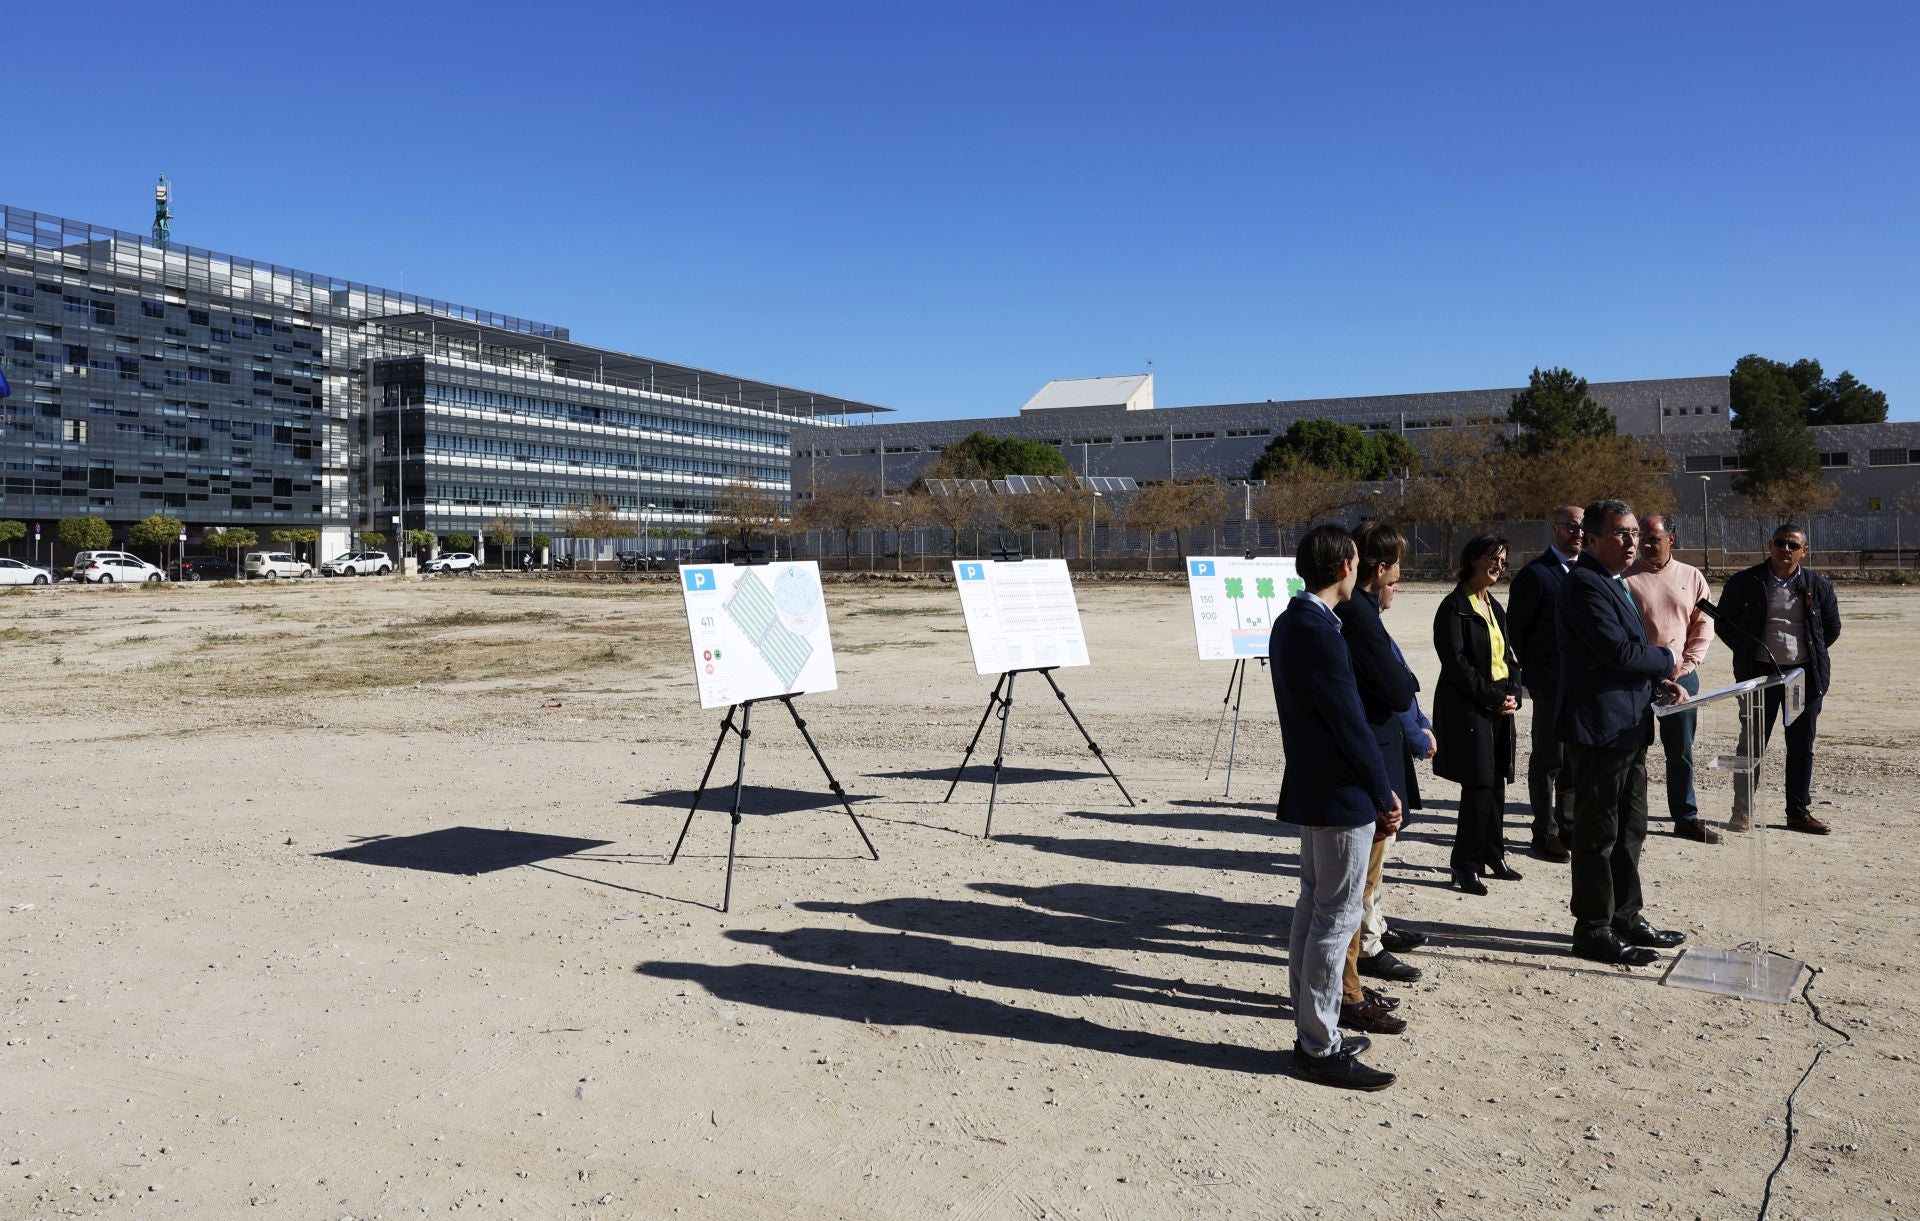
[[1656, 668, 1810, 1003]]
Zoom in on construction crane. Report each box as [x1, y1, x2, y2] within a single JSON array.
[[153, 176, 171, 248]]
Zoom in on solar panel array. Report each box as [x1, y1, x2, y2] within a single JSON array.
[[924, 475, 1139, 497]]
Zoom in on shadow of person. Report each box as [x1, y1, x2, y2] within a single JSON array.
[[727, 928, 1281, 1018], [635, 960, 1284, 1074], [969, 881, 1285, 947], [1065, 808, 1291, 836], [993, 833, 1301, 877]]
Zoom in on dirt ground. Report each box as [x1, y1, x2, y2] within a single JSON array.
[[2, 572, 1915, 1220]]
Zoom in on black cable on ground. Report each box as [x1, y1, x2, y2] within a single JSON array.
[[1757, 965, 1852, 1221]]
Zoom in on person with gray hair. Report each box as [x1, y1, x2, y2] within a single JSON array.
[[1554, 498, 1691, 966], [1624, 513, 1719, 843]]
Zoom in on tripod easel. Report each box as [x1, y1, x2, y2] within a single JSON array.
[[942, 666, 1134, 838], [1202, 656, 1267, 798], [668, 693, 877, 912]]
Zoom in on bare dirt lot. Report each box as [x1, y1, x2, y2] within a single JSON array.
[[2, 573, 1915, 1219]]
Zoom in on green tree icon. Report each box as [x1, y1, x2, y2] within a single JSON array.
[[1255, 576, 1276, 624], [1223, 576, 1246, 626]]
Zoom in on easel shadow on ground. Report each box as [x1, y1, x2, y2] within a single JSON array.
[[315, 826, 613, 875], [869, 764, 1109, 787], [623, 789, 880, 817]]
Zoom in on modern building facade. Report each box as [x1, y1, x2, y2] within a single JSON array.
[[792, 374, 1920, 551], [0, 203, 881, 563]]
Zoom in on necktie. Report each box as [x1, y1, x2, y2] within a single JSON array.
[[1615, 576, 1636, 611]]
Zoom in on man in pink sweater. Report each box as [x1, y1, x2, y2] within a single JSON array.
[[1624, 515, 1720, 843]]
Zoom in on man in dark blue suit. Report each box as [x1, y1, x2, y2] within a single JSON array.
[[1555, 499, 1690, 966], [1507, 505, 1583, 861], [1271, 524, 1402, 1089]]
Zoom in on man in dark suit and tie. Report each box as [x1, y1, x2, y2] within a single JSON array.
[[1507, 505, 1583, 862], [1271, 524, 1403, 1089], [1555, 499, 1691, 966]]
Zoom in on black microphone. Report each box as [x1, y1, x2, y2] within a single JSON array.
[[1695, 598, 1784, 681]]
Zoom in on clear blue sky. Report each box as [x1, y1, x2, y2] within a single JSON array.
[[17, 1, 1918, 421]]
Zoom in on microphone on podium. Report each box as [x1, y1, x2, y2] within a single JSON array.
[[1695, 598, 1783, 681]]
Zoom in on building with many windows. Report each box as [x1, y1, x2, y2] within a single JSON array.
[[0, 203, 882, 564]]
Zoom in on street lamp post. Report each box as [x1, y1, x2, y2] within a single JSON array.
[[642, 502, 656, 562], [1089, 490, 1102, 572], [1698, 475, 1712, 575]]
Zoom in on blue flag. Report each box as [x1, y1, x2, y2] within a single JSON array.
[[0, 366, 10, 398]]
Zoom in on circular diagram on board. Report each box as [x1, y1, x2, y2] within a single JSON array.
[[773, 565, 824, 636]]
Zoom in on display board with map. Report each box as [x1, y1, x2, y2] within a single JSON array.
[[1184, 556, 1303, 660], [951, 558, 1090, 675], [680, 561, 839, 709]]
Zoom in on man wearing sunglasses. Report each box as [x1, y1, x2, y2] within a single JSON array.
[[1713, 525, 1843, 834]]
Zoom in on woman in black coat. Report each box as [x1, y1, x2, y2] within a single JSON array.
[[1431, 534, 1523, 895]]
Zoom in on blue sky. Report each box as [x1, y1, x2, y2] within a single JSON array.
[[16, 1, 1918, 421]]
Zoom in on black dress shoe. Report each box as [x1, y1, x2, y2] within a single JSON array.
[[1451, 868, 1489, 896], [1614, 920, 1687, 948], [1340, 996, 1408, 1035], [1292, 1042, 1394, 1091], [1483, 858, 1525, 881], [1357, 950, 1423, 983], [1571, 931, 1659, 966], [1531, 834, 1572, 863], [1380, 926, 1427, 953]]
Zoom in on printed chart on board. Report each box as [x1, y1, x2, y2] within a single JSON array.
[[1184, 556, 1303, 660], [951, 558, 1090, 675], [680, 561, 839, 709]]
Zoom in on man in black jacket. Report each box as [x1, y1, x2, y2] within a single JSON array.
[[1556, 499, 1690, 966], [1715, 524, 1843, 835], [1507, 506, 1583, 862]]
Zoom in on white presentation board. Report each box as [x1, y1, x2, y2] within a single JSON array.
[[952, 558, 1090, 675], [680, 561, 839, 709], [1184, 556, 1304, 660]]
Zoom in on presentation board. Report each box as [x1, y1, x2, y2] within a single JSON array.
[[1184, 556, 1304, 660], [680, 561, 839, 709], [952, 558, 1090, 675]]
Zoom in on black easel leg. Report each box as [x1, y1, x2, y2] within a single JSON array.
[[1223, 657, 1249, 798], [781, 696, 878, 860], [1040, 668, 1135, 807], [670, 705, 738, 864], [983, 670, 1019, 838], [1203, 659, 1243, 782], [944, 672, 1008, 803], [720, 701, 754, 913]]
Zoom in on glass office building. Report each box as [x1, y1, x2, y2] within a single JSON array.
[[0, 203, 882, 561]]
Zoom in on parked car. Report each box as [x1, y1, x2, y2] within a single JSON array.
[[77, 554, 165, 583], [423, 551, 480, 574], [169, 554, 239, 582], [0, 557, 54, 585], [71, 549, 142, 578], [244, 551, 313, 580], [321, 551, 394, 577]]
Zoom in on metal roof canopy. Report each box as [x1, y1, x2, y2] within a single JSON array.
[[926, 475, 1139, 496], [367, 312, 891, 421]]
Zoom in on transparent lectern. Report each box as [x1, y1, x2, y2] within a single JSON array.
[[1657, 668, 1810, 1003]]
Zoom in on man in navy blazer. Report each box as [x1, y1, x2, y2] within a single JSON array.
[[1271, 525, 1402, 1090], [1506, 505, 1584, 861], [1554, 498, 1690, 966]]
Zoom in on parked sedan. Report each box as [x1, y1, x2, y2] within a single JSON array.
[[169, 555, 239, 581], [0, 557, 54, 585], [77, 555, 165, 583]]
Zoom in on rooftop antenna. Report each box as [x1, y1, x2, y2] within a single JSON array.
[[152, 176, 172, 249]]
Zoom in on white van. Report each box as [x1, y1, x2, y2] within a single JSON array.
[[244, 551, 313, 580]]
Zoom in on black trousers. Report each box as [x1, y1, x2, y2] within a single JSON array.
[[1565, 742, 1649, 940], [1451, 782, 1508, 872], [1733, 688, 1823, 821], [1526, 690, 1571, 841]]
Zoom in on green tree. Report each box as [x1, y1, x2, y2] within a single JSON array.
[[205, 527, 257, 573], [1506, 367, 1615, 456], [359, 530, 387, 550], [270, 528, 321, 562], [0, 520, 24, 556], [1731, 364, 1821, 498], [404, 529, 436, 556], [441, 532, 477, 553], [1805, 369, 1889, 426], [128, 514, 185, 569], [937, 431, 1069, 479], [1734, 354, 1890, 428], [58, 515, 113, 552], [1250, 419, 1418, 482], [482, 519, 514, 568]]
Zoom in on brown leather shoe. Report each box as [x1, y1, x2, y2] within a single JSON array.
[[1787, 813, 1831, 835], [1726, 810, 1752, 832], [1339, 995, 1407, 1035], [1531, 834, 1571, 863], [1674, 819, 1723, 844]]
